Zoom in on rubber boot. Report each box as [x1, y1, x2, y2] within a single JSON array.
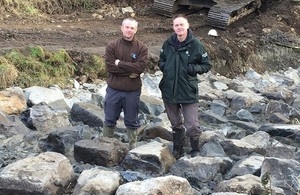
[[127, 128, 138, 150], [102, 124, 115, 138], [190, 138, 200, 158], [172, 128, 185, 159]]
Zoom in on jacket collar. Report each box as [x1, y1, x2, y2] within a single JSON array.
[[169, 29, 193, 46], [121, 36, 136, 44]]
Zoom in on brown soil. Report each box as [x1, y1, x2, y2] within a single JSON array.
[[0, 0, 299, 78]]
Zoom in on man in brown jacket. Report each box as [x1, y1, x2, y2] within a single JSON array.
[[103, 18, 148, 149]]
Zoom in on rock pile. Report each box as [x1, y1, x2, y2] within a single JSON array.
[[0, 67, 300, 195]]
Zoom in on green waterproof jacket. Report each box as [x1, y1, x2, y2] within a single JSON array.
[[158, 29, 212, 104]]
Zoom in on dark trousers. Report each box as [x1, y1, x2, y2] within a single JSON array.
[[163, 100, 202, 138], [104, 86, 141, 129]]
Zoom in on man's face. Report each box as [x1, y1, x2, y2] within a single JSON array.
[[173, 17, 189, 37], [121, 20, 138, 41]]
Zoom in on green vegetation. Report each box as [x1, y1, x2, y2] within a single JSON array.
[[0, 45, 106, 90], [261, 172, 271, 195], [0, 0, 112, 90], [0, 56, 18, 89], [0, 0, 40, 16], [0, 0, 116, 90], [0, 0, 102, 16], [80, 54, 108, 82], [73, 0, 95, 10]]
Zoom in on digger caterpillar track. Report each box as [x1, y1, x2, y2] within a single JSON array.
[[152, 0, 261, 29], [206, 0, 262, 29], [152, 0, 177, 17]]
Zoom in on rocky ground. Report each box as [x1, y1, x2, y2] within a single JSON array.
[[1, 67, 300, 194], [0, 0, 299, 78]]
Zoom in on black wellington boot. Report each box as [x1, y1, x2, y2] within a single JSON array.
[[190, 138, 200, 158], [172, 128, 185, 159]]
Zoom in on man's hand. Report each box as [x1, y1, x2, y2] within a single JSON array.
[[129, 73, 139, 78], [187, 64, 197, 76], [115, 59, 120, 66]]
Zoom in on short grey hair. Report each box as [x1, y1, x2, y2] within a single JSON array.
[[122, 17, 138, 27]]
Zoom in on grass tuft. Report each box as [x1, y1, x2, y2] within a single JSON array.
[[0, 56, 18, 89], [0, 46, 107, 89]]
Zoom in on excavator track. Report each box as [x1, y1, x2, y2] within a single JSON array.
[[152, 0, 261, 29], [206, 0, 262, 29], [153, 0, 177, 17], [206, 6, 231, 29]]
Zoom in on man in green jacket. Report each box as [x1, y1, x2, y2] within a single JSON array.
[[158, 14, 212, 159]]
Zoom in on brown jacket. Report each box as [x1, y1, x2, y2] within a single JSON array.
[[105, 37, 148, 91]]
